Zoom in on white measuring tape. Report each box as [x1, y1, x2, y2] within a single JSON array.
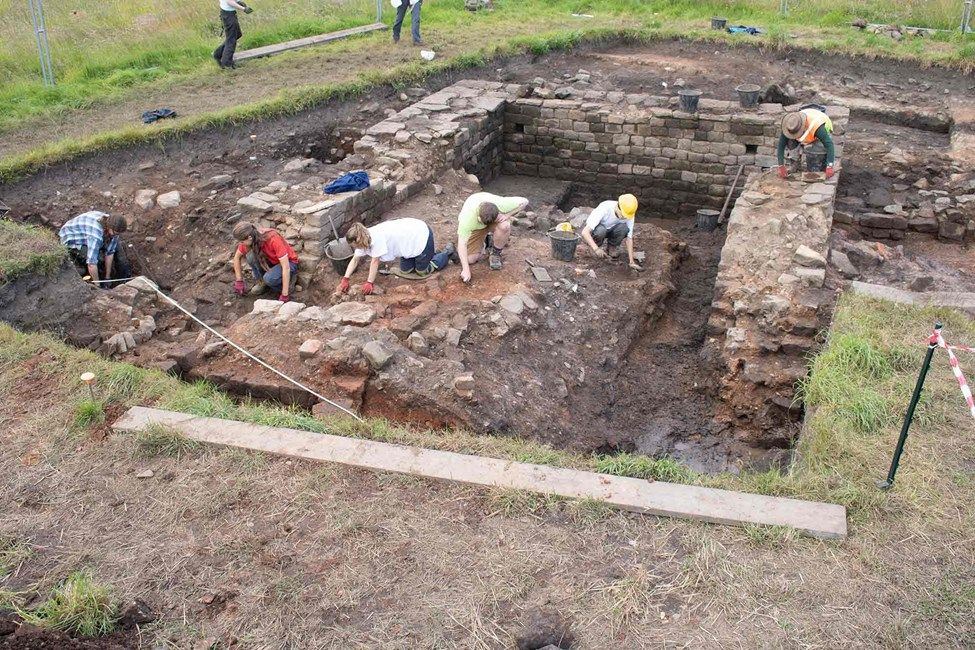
[[105, 276, 362, 422]]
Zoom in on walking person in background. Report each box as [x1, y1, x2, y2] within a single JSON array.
[[232, 222, 298, 303], [59, 211, 130, 286], [391, 0, 424, 45], [213, 0, 252, 70]]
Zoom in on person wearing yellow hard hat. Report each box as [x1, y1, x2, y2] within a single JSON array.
[[777, 105, 835, 180], [580, 194, 643, 271]]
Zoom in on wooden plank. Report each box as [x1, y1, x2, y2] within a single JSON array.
[[235, 23, 388, 62], [114, 407, 847, 539], [850, 281, 975, 311]]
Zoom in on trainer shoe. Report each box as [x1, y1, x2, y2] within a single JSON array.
[[443, 242, 459, 265], [606, 245, 621, 259], [488, 247, 503, 271], [248, 281, 267, 296]]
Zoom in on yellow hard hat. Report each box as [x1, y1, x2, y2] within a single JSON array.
[[618, 194, 638, 219], [556, 221, 573, 232]]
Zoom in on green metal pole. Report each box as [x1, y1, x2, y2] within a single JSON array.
[[878, 322, 941, 490]]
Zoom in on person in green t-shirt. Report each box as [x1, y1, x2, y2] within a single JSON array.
[[456, 192, 528, 282]]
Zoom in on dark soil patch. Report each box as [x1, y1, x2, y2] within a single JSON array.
[[0, 612, 137, 650]]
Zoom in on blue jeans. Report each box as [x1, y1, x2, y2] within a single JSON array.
[[393, 0, 422, 43], [248, 252, 298, 293], [399, 226, 448, 275], [592, 223, 629, 247]]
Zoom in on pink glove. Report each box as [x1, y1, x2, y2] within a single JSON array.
[[233, 280, 245, 296], [825, 165, 834, 179], [279, 293, 290, 303], [361, 282, 374, 295], [777, 165, 787, 179], [339, 277, 350, 293]]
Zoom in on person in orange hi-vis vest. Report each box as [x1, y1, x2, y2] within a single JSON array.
[[777, 106, 835, 179]]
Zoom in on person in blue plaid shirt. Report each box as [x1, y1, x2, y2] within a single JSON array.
[[58, 211, 129, 286]]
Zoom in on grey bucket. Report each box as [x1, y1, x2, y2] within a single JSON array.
[[711, 16, 727, 29], [736, 83, 761, 108], [805, 141, 828, 172], [696, 209, 720, 232], [678, 89, 703, 113], [547, 230, 580, 262], [325, 238, 354, 275]]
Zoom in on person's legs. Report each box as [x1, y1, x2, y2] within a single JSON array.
[[410, 0, 423, 44], [392, 2, 408, 42], [68, 247, 88, 276], [590, 224, 608, 248], [466, 227, 490, 264], [400, 255, 418, 274], [109, 244, 132, 283], [606, 223, 629, 258], [262, 265, 283, 293], [607, 223, 629, 247], [219, 12, 241, 68], [413, 227, 449, 274], [487, 217, 510, 270]]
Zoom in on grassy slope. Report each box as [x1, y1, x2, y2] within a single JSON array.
[[1, 292, 972, 518], [1, 0, 974, 181], [0, 220, 66, 283], [1, 293, 973, 643]]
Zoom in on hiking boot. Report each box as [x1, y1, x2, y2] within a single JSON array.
[[606, 245, 621, 259], [248, 281, 267, 296], [442, 242, 459, 265], [488, 247, 503, 271], [413, 39, 426, 46]]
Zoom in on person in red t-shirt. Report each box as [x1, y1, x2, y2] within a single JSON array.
[[231, 222, 299, 302]]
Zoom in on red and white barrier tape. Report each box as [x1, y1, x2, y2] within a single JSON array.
[[947, 343, 975, 354], [935, 330, 975, 419]]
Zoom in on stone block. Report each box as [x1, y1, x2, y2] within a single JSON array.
[[793, 245, 827, 269], [299, 339, 324, 359]]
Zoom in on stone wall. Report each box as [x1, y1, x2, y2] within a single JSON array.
[[233, 81, 528, 275], [705, 106, 849, 446], [502, 96, 788, 216]]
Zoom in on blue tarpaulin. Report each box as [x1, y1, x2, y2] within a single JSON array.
[[323, 171, 370, 194]]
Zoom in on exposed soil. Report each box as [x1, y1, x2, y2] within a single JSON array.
[[0, 612, 137, 650], [1, 39, 972, 471]]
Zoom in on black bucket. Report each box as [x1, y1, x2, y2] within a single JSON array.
[[711, 16, 727, 29], [547, 230, 580, 262], [325, 239, 354, 275], [678, 89, 703, 113], [736, 83, 761, 108], [805, 141, 828, 172], [696, 209, 720, 232]]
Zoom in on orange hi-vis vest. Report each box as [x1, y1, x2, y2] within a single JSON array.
[[797, 109, 833, 145]]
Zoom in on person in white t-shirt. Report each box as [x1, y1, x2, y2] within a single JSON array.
[[338, 218, 454, 294], [580, 193, 643, 271]]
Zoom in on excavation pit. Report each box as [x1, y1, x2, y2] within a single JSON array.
[[4, 41, 975, 473]]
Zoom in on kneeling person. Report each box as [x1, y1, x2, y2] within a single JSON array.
[[580, 194, 642, 271], [456, 192, 528, 282], [339, 218, 453, 295], [59, 211, 130, 286], [232, 222, 299, 302]]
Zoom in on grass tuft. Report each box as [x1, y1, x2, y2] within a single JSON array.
[[0, 221, 66, 285], [73, 400, 105, 430], [593, 453, 694, 483], [18, 571, 118, 638], [134, 423, 202, 458]]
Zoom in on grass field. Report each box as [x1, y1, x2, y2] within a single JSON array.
[[1, 0, 973, 135]]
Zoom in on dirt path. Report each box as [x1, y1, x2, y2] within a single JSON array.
[[0, 15, 631, 163]]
